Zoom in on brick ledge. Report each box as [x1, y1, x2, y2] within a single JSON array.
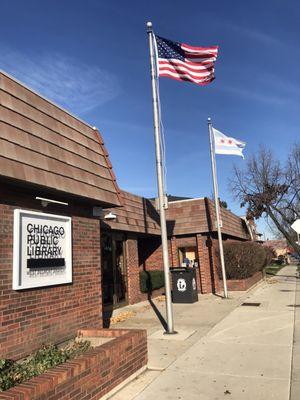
[[1, 328, 147, 400]]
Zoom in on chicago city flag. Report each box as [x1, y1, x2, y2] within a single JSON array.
[[212, 127, 246, 158]]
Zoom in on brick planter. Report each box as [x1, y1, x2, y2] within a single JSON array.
[[226, 271, 263, 291], [1, 328, 147, 400]]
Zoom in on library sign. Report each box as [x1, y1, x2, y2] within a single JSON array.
[[13, 209, 72, 290]]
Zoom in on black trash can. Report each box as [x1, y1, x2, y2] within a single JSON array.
[[171, 268, 198, 303]]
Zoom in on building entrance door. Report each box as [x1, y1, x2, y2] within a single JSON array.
[[101, 233, 127, 309]]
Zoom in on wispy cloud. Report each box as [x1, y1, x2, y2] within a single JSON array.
[[257, 72, 300, 98], [220, 84, 286, 106], [225, 23, 284, 47], [0, 44, 121, 114], [219, 70, 300, 107], [236, 27, 283, 47]]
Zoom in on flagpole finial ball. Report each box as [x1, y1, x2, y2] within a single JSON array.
[[147, 22, 152, 28], [208, 117, 211, 122]]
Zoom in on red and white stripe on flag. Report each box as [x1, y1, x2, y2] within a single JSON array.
[[155, 35, 218, 85]]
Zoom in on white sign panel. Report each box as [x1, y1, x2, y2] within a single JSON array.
[[13, 209, 72, 290], [291, 219, 300, 234]]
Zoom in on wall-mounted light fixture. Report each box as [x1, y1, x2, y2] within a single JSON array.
[[92, 207, 117, 221], [104, 211, 117, 221], [35, 197, 69, 208]]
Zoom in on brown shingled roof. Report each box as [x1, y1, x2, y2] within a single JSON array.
[[102, 191, 160, 235], [103, 192, 250, 240], [165, 197, 250, 238], [0, 71, 121, 206]]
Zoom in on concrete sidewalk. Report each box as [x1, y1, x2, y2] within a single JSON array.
[[290, 264, 300, 399], [108, 266, 298, 400]]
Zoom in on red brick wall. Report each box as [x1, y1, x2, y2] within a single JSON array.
[[196, 234, 221, 294], [128, 233, 223, 302], [211, 238, 221, 293], [170, 237, 177, 266], [148, 243, 163, 269], [226, 271, 262, 291], [0, 203, 103, 360], [138, 237, 162, 271], [175, 236, 197, 248], [126, 232, 227, 304], [126, 236, 173, 304], [138, 237, 174, 271], [1, 328, 147, 400], [196, 234, 210, 293]]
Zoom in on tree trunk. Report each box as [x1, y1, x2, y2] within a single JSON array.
[[267, 207, 300, 255]]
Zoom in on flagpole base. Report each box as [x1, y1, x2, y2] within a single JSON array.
[[163, 331, 178, 335]]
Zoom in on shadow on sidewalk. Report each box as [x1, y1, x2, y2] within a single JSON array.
[[102, 294, 168, 330], [212, 293, 225, 299], [147, 294, 168, 331]]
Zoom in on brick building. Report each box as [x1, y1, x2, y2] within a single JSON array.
[[0, 71, 252, 361], [101, 192, 251, 308], [0, 71, 121, 359]]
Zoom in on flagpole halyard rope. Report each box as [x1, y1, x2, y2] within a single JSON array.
[[153, 32, 168, 197]]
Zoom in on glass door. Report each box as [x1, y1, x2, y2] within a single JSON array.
[[114, 238, 127, 305], [102, 234, 114, 306], [101, 233, 128, 308]]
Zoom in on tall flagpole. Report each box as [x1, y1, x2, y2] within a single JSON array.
[[147, 22, 175, 333], [208, 117, 228, 299]]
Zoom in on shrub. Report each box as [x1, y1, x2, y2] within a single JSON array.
[[140, 270, 165, 293], [0, 341, 90, 392], [218, 241, 270, 280]]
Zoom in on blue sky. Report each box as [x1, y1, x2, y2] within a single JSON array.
[[1, 0, 299, 237]]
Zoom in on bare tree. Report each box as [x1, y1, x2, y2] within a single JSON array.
[[230, 144, 300, 254]]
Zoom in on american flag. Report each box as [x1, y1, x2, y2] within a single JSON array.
[[154, 35, 218, 85]]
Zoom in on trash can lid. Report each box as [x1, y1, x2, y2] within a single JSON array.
[[170, 267, 187, 272]]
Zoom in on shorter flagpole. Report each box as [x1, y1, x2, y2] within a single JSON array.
[[208, 117, 228, 299]]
